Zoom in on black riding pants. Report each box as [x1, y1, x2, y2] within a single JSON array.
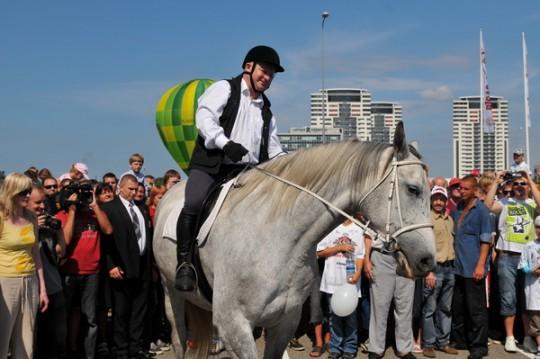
[[183, 166, 246, 216], [183, 169, 218, 216]]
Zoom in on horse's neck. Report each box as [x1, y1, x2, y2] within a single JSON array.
[[286, 190, 352, 252]]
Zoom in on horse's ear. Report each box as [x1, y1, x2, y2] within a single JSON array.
[[393, 121, 409, 160]]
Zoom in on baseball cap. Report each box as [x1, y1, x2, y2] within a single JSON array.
[[431, 185, 448, 199], [470, 169, 480, 177], [74, 162, 89, 179], [448, 178, 460, 188], [535, 216, 540, 227]]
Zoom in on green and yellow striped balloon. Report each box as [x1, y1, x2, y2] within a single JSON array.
[[156, 79, 214, 172]]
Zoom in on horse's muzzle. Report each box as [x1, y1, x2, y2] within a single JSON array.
[[416, 254, 435, 275]]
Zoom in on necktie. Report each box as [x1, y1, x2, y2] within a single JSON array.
[[129, 203, 143, 253]]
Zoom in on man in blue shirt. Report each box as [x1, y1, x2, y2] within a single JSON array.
[[450, 175, 492, 359]]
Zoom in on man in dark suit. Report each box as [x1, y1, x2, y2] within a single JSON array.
[[101, 174, 153, 359]]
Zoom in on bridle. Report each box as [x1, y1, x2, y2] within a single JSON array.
[[243, 155, 433, 252], [355, 157, 433, 250]]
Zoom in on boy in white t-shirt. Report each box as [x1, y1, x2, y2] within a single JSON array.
[[518, 216, 540, 354], [317, 217, 365, 359]]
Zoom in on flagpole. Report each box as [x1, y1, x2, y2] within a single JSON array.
[[523, 32, 531, 167], [480, 30, 484, 173]]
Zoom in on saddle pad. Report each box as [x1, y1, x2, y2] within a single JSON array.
[[162, 178, 236, 247]]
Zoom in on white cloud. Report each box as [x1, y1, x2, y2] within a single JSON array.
[[418, 85, 453, 101], [350, 76, 439, 92], [285, 31, 469, 80], [284, 30, 397, 77]]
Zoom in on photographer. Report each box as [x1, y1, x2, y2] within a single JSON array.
[[485, 170, 540, 353], [42, 177, 60, 215], [28, 185, 67, 359], [56, 180, 112, 358]]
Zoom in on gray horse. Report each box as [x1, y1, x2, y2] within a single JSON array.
[[153, 122, 435, 359]]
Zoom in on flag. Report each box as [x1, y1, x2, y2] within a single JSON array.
[[523, 33, 531, 128], [481, 31, 495, 133]]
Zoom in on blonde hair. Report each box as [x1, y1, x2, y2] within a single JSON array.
[[0, 172, 33, 219], [129, 153, 144, 164], [478, 175, 495, 194]]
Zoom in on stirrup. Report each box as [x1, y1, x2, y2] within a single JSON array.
[[176, 262, 198, 288]]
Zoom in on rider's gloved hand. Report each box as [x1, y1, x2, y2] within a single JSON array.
[[223, 141, 248, 163]]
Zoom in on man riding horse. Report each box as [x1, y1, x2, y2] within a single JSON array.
[[175, 45, 286, 291]]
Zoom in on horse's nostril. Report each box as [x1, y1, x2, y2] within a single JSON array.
[[417, 255, 435, 272]]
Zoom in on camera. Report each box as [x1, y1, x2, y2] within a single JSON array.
[[503, 171, 524, 182], [59, 182, 94, 210], [44, 214, 62, 230]]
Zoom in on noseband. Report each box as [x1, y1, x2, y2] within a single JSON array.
[[243, 155, 433, 252]]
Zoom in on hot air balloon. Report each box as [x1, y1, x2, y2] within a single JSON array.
[[156, 79, 214, 172]]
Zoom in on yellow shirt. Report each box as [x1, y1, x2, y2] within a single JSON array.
[[432, 211, 455, 263], [0, 219, 36, 277]]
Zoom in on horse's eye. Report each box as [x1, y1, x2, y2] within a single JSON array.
[[407, 185, 420, 196]]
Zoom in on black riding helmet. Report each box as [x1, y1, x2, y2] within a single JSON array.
[[242, 45, 285, 73], [242, 45, 284, 95]]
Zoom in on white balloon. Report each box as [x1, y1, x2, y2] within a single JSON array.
[[330, 284, 358, 317]]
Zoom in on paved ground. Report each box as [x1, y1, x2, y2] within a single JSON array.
[[157, 335, 534, 358]]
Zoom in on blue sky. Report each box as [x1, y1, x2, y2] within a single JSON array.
[[1, 1, 539, 178]]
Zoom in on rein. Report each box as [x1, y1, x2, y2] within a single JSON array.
[[242, 165, 378, 240], [242, 156, 433, 251]]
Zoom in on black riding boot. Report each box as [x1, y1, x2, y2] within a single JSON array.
[[174, 210, 197, 291]]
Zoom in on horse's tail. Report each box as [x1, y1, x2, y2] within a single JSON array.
[[185, 301, 213, 359]]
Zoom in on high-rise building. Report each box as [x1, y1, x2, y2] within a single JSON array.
[[310, 89, 372, 140], [278, 127, 342, 152], [452, 96, 509, 178], [309, 89, 402, 143], [371, 102, 403, 143]]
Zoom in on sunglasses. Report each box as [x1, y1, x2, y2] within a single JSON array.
[[105, 181, 117, 185], [44, 184, 58, 189], [513, 182, 527, 186], [16, 189, 31, 197]]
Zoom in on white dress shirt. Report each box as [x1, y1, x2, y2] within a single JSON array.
[[195, 78, 284, 164], [119, 196, 147, 254], [511, 161, 531, 174], [120, 170, 145, 183]]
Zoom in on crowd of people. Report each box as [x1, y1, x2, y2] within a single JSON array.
[[0, 154, 181, 359], [2, 149, 540, 359]]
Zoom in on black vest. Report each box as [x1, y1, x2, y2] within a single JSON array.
[[189, 75, 273, 175]]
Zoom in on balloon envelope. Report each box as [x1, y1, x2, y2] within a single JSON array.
[[156, 79, 214, 172], [330, 284, 358, 317]]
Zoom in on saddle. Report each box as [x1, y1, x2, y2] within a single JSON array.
[[162, 173, 240, 302]]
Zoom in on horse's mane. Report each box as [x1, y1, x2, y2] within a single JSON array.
[[227, 140, 397, 216]]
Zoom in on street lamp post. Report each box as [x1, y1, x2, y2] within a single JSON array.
[[321, 11, 329, 144]]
